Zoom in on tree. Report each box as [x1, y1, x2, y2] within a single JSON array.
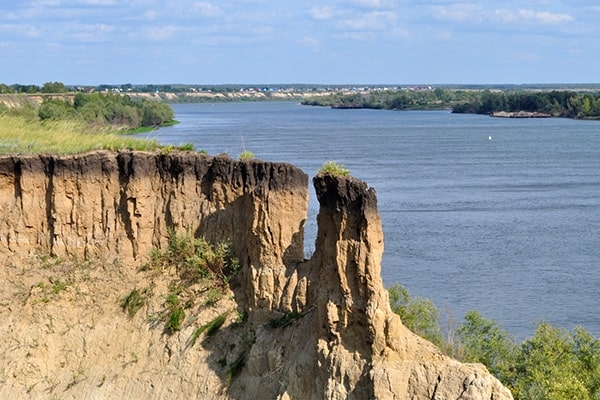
[[455, 311, 518, 380], [38, 98, 73, 120], [41, 81, 67, 93], [511, 322, 596, 400], [139, 100, 174, 126], [388, 283, 444, 347]]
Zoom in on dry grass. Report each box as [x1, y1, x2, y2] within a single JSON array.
[[0, 114, 161, 155]]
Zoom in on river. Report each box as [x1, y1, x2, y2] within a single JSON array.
[[138, 101, 600, 341]]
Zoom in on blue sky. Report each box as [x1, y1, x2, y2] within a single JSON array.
[[1, 0, 599, 85]]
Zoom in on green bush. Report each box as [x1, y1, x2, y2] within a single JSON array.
[[190, 313, 228, 346], [238, 150, 254, 161], [388, 283, 600, 400], [166, 307, 185, 333], [319, 161, 350, 177], [388, 283, 444, 347], [122, 288, 147, 318]]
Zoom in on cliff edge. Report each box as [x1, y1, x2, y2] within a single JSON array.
[[0, 151, 512, 399]]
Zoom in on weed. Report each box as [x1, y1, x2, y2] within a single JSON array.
[[204, 287, 223, 307], [165, 292, 180, 307], [238, 150, 254, 161], [269, 311, 303, 328], [52, 280, 67, 294], [226, 354, 245, 386], [166, 307, 185, 333], [178, 142, 195, 151], [319, 161, 350, 177], [190, 313, 228, 346], [121, 288, 147, 318]]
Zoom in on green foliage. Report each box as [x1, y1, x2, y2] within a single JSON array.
[[166, 307, 185, 333], [52, 280, 67, 294], [190, 313, 228, 346], [455, 311, 518, 378], [143, 231, 239, 334], [178, 142, 195, 151], [451, 90, 600, 119], [121, 288, 147, 318], [41, 81, 68, 93], [387, 283, 600, 400], [508, 323, 600, 400], [139, 99, 175, 126], [150, 230, 239, 286], [388, 283, 444, 347], [238, 150, 254, 161], [226, 354, 245, 386], [319, 161, 350, 177], [38, 98, 74, 120], [269, 311, 303, 328]]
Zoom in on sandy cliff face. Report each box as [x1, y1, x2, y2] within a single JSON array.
[[0, 151, 512, 399]]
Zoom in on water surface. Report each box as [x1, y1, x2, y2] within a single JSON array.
[[139, 102, 600, 340]]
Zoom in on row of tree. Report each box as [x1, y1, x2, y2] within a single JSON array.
[[389, 283, 600, 400], [36, 92, 174, 129], [302, 89, 600, 120], [452, 90, 600, 119]]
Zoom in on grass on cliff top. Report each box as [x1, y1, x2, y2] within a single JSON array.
[[0, 114, 162, 155]]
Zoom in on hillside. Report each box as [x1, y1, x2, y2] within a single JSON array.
[[0, 151, 512, 399]]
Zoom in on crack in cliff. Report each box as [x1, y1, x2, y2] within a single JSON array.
[[44, 156, 56, 253], [117, 153, 138, 258]]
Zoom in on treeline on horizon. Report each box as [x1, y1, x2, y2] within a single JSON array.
[[302, 88, 600, 120], [0, 82, 175, 131]]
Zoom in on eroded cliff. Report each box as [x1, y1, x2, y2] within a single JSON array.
[[0, 151, 512, 399]]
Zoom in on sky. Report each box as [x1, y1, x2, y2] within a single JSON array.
[[1, 0, 599, 85]]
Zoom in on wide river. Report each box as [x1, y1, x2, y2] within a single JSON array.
[[139, 101, 600, 341]]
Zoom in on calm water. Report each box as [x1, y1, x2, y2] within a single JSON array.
[[139, 102, 600, 340]]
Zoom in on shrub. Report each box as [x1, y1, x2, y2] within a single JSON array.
[[387, 282, 600, 400], [388, 283, 443, 347], [269, 311, 303, 328], [190, 313, 228, 346], [166, 307, 185, 333], [319, 161, 350, 177], [238, 150, 254, 161], [122, 288, 147, 318]]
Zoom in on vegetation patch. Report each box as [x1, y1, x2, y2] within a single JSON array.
[[269, 311, 303, 329], [225, 354, 245, 386], [121, 288, 149, 318], [190, 313, 228, 346], [166, 307, 185, 333], [319, 161, 350, 177], [388, 283, 600, 400], [238, 150, 254, 161], [139, 231, 240, 335]]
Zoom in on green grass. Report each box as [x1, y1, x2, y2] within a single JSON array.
[[121, 289, 147, 318], [238, 150, 254, 161], [190, 313, 228, 346], [0, 114, 162, 155], [269, 311, 303, 328], [319, 161, 350, 177]]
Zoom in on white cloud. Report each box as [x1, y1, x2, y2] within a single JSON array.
[[516, 9, 574, 24], [308, 6, 338, 20], [143, 25, 181, 41], [431, 4, 575, 26], [68, 23, 117, 42], [76, 0, 118, 5], [298, 36, 321, 51], [347, 0, 396, 8], [0, 23, 43, 38], [337, 11, 398, 31], [192, 2, 221, 17]]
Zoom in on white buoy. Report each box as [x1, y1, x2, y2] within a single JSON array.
[[488, 135, 492, 140]]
